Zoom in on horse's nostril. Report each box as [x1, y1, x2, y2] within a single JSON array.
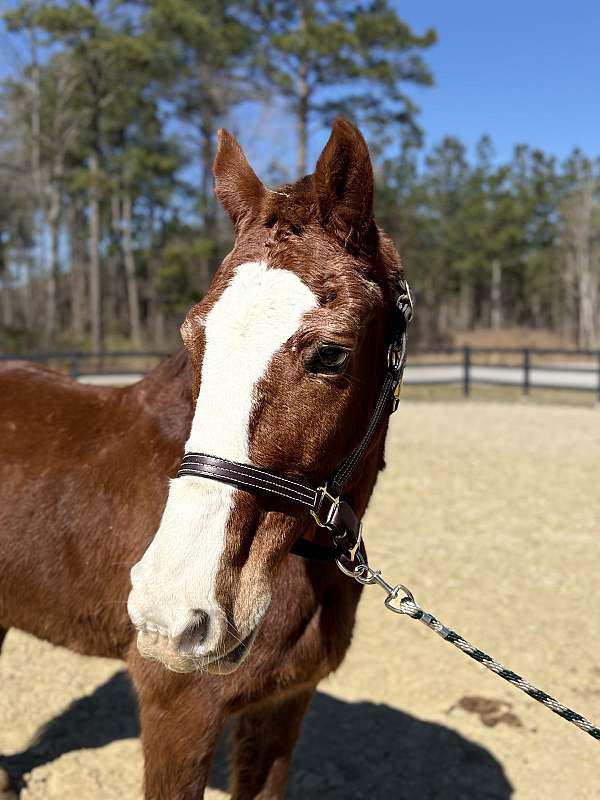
[[180, 609, 210, 650]]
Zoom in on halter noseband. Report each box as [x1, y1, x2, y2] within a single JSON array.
[[177, 278, 413, 565]]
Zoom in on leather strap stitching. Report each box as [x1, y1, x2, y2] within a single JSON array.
[[177, 460, 316, 507], [180, 453, 316, 495]]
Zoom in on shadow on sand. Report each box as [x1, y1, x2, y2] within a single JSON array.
[[1, 670, 512, 798]]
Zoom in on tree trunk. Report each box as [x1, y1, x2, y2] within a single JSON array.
[[199, 67, 218, 290], [29, 44, 43, 341], [490, 258, 502, 329], [296, 5, 310, 178], [437, 298, 449, 342], [23, 255, 35, 331], [106, 193, 122, 329], [200, 103, 215, 236], [566, 186, 597, 348], [121, 190, 142, 346], [89, 151, 102, 352], [30, 53, 42, 200], [68, 197, 86, 340], [155, 306, 166, 350], [296, 63, 309, 178], [458, 272, 472, 330], [45, 174, 62, 345], [529, 293, 542, 329], [578, 269, 597, 348], [147, 252, 165, 349], [0, 273, 13, 328], [563, 244, 578, 343]]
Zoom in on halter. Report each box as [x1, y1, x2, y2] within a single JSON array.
[[177, 278, 413, 566]]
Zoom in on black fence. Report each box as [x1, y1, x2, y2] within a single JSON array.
[[0, 350, 169, 380], [409, 346, 600, 401], [1, 347, 599, 402]]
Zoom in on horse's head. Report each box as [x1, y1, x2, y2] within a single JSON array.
[[127, 119, 403, 673]]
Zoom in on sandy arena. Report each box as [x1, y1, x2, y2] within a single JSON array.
[[1, 401, 599, 799]]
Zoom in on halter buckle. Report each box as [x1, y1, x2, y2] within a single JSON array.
[[310, 486, 340, 528], [311, 487, 363, 563]]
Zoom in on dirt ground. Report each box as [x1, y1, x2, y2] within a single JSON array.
[[1, 401, 599, 799]]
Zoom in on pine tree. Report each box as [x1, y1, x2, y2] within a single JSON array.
[[136, 0, 255, 275], [255, 0, 436, 175]]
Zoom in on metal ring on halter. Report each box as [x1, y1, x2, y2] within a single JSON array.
[[335, 550, 368, 578]]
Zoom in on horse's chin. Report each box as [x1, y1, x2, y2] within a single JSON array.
[[204, 629, 257, 674], [136, 628, 256, 675]]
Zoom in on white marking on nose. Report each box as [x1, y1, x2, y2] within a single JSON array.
[[129, 261, 318, 643]]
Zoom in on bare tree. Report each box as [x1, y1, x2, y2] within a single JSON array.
[[490, 258, 502, 329], [120, 190, 142, 346], [562, 182, 599, 348], [67, 196, 86, 340], [42, 62, 82, 344]]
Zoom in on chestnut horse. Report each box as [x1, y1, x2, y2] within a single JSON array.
[[0, 120, 404, 798]]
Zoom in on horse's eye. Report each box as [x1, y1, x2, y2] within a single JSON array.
[[306, 344, 350, 374]]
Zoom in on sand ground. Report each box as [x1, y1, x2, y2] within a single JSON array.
[[1, 401, 599, 799]]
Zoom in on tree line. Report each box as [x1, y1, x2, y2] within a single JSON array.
[[377, 138, 600, 348], [0, 1, 598, 354]]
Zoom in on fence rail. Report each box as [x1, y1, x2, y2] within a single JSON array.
[[0, 350, 169, 382], [1, 347, 599, 401], [408, 346, 600, 401]]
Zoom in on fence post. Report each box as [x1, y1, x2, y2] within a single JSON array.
[[68, 352, 79, 378], [463, 345, 471, 397], [523, 348, 530, 396]]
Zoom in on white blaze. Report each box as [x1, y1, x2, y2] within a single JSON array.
[[128, 261, 317, 646], [187, 260, 317, 459]]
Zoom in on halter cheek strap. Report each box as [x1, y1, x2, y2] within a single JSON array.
[[177, 279, 413, 564]]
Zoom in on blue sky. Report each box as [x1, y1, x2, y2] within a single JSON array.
[[397, 1, 600, 162], [1, 2, 598, 174], [239, 1, 600, 176]]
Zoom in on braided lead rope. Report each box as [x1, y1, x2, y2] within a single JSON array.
[[338, 554, 600, 742], [399, 598, 600, 740]]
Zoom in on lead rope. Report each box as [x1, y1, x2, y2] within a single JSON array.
[[337, 552, 600, 741], [333, 281, 600, 741]]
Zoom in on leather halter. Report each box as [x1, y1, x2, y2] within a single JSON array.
[[177, 278, 413, 565]]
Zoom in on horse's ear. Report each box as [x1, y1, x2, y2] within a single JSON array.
[[214, 129, 265, 229], [314, 118, 374, 246]]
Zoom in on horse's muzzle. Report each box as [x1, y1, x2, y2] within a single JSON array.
[[135, 624, 255, 674]]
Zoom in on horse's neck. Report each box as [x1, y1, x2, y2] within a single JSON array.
[[132, 349, 194, 448]]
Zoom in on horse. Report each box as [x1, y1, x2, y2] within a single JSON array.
[[0, 119, 405, 799]]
